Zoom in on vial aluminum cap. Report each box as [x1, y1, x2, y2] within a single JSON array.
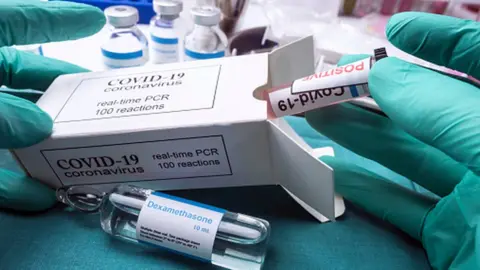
[[104, 5, 139, 28], [191, 6, 222, 26], [153, 0, 183, 15]]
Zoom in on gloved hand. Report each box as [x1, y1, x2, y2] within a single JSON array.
[[306, 12, 480, 270], [0, 1, 105, 211]]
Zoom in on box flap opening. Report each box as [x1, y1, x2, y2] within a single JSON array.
[[268, 119, 345, 222], [252, 35, 315, 100], [267, 120, 335, 221]]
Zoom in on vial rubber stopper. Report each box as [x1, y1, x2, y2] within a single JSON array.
[[153, 0, 183, 15], [191, 6, 222, 26], [104, 5, 139, 28]]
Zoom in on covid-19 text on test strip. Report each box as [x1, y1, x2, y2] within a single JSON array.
[[265, 47, 388, 118]]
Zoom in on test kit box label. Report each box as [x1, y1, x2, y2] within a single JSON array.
[[14, 36, 346, 223], [41, 135, 232, 186], [55, 65, 221, 122]]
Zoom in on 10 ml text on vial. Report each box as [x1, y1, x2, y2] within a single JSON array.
[[194, 225, 210, 234]]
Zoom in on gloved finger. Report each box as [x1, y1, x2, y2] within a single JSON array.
[[0, 92, 52, 149], [308, 54, 468, 196], [0, 168, 56, 211], [0, 88, 42, 103], [320, 155, 438, 240], [0, 47, 88, 91], [306, 102, 467, 197], [386, 12, 480, 79], [369, 57, 480, 175], [0, 0, 105, 46]]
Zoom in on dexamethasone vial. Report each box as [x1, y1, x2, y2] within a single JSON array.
[[101, 6, 149, 69], [149, 0, 184, 64], [98, 185, 270, 270], [184, 6, 228, 61]]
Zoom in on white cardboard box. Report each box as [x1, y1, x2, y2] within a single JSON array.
[[13, 36, 345, 222]]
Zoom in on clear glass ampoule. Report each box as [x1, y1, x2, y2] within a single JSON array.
[[101, 6, 149, 69], [57, 184, 270, 270], [149, 0, 184, 64], [184, 5, 228, 61]]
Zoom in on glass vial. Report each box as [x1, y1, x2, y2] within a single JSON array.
[[184, 5, 228, 61], [100, 184, 270, 270], [101, 6, 149, 69], [150, 0, 184, 64]]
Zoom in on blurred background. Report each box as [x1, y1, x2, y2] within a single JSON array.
[[30, 0, 479, 74]]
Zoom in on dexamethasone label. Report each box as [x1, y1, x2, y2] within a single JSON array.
[[137, 191, 225, 261], [54, 65, 221, 122]]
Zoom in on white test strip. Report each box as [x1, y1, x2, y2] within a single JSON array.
[[268, 83, 370, 118], [218, 222, 261, 240], [290, 57, 371, 94], [267, 57, 373, 118], [110, 193, 145, 209]]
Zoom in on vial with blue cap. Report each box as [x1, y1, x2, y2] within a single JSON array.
[[149, 0, 184, 64], [184, 6, 228, 61], [101, 6, 149, 69]]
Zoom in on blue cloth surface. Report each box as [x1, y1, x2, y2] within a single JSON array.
[[0, 116, 430, 269]]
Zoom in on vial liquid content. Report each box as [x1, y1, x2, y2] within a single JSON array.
[[99, 185, 270, 270], [150, 0, 184, 64], [101, 6, 149, 69], [184, 6, 228, 61]]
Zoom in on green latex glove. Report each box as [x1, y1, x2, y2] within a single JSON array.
[[306, 12, 480, 270], [0, 1, 105, 211]]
